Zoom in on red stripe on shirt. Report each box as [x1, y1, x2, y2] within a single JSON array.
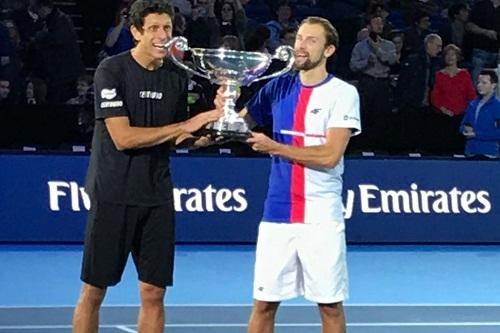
[[290, 87, 312, 223]]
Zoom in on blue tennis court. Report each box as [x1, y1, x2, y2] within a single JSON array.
[[1, 244, 499, 332]]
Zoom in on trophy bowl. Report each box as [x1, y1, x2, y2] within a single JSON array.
[[163, 37, 295, 140]]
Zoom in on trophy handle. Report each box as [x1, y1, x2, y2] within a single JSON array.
[[252, 45, 295, 83], [163, 37, 211, 80]]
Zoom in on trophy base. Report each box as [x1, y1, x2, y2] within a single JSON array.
[[205, 119, 250, 142], [204, 128, 251, 142]]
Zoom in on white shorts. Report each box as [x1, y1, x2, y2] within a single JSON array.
[[253, 221, 348, 304]]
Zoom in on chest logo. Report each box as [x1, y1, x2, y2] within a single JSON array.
[[309, 108, 322, 114], [139, 91, 163, 100], [101, 88, 117, 100]]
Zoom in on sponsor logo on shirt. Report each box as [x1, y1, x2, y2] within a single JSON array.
[[100, 101, 123, 108], [344, 115, 360, 122], [101, 88, 117, 100], [309, 108, 322, 114], [139, 91, 163, 100]]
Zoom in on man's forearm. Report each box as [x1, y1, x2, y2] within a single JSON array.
[[271, 143, 345, 169]]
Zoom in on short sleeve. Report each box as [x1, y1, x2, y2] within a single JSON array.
[[245, 79, 276, 126], [93, 60, 128, 120], [327, 84, 362, 136]]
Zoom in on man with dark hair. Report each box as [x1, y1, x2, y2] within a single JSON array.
[[0, 77, 11, 105], [350, 14, 397, 150], [460, 69, 500, 159], [72, 1, 222, 332], [238, 16, 361, 333], [465, 0, 500, 82], [439, 2, 469, 49], [30, 0, 85, 103]]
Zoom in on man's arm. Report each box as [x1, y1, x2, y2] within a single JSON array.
[[247, 127, 352, 169], [105, 109, 222, 151]]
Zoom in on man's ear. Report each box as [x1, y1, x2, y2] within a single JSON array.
[[324, 44, 336, 58], [130, 25, 143, 42]]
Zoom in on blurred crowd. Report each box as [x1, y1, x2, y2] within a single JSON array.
[[0, 0, 499, 156]]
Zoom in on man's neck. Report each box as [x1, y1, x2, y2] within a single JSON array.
[[481, 92, 494, 103], [131, 48, 163, 71], [492, 0, 500, 8], [299, 66, 328, 86]]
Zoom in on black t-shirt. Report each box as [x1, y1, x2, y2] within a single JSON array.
[[469, 0, 500, 52], [85, 51, 188, 206]]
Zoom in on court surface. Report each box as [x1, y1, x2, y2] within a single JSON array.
[[1, 244, 500, 332]]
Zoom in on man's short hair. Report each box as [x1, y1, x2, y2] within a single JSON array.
[[448, 3, 468, 21], [300, 16, 339, 48], [37, 0, 54, 8], [129, 0, 175, 31], [479, 69, 499, 84]]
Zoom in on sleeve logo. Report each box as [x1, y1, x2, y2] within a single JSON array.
[[101, 88, 117, 100]]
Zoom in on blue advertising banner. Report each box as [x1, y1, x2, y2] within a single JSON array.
[[0, 154, 499, 243]]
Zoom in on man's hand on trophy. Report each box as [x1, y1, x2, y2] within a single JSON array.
[[183, 109, 224, 133], [246, 131, 280, 154], [214, 85, 241, 109]]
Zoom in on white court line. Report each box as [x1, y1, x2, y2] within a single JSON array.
[[116, 325, 137, 333], [2, 322, 500, 329], [2, 303, 500, 308]]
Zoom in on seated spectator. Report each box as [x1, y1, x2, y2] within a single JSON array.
[[11, 0, 44, 49], [184, 0, 220, 48], [245, 24, 270, 52], [279, 26, 295, 46], [265, 0, 298, 52], [430, 44, 476, 154], [0, 20, 22, 103], [66, 74, 93, 105], [460, 69, 500, 159], [0, 77, 11, 105], [350, 14, 398, 151], [214, 0, 248, 49], [173, 12, 187, 36], [465, 0, 500, 82], [24, 77, 48, 105], [102, 5, 134, 58], [220, 34, 241, 49]]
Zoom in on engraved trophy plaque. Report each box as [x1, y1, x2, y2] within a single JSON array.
[[163, 36, 295, 140]]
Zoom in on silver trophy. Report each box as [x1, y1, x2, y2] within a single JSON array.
[[163, 36, 295, 140]]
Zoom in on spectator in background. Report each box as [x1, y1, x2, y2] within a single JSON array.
[[245, 24, 270, 52], [350, 14, 397, 151], [395, 33, 442, 152], [66, 74, 94, 140], [279, 26, 296, 46], [0, 20, 22, 103], [173, 12, 187, 36], [465, 0, 500, 82], [0, 77, 11, 105], [430, 44, 476, 154], [24, 77, 48, 105], [102, 5, 134, 58], [184, 0, 219, 48], [460, 69, 500, 159], [66, 74, 93, 105], [11, 0, 44, 48], [265, 1, 298, 52], [30, 0, 85, 103], [439, 2, 469, 50], [214, 0, 247, 49], [390, 31, 404, 71], [402, 11, 431, 59]]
